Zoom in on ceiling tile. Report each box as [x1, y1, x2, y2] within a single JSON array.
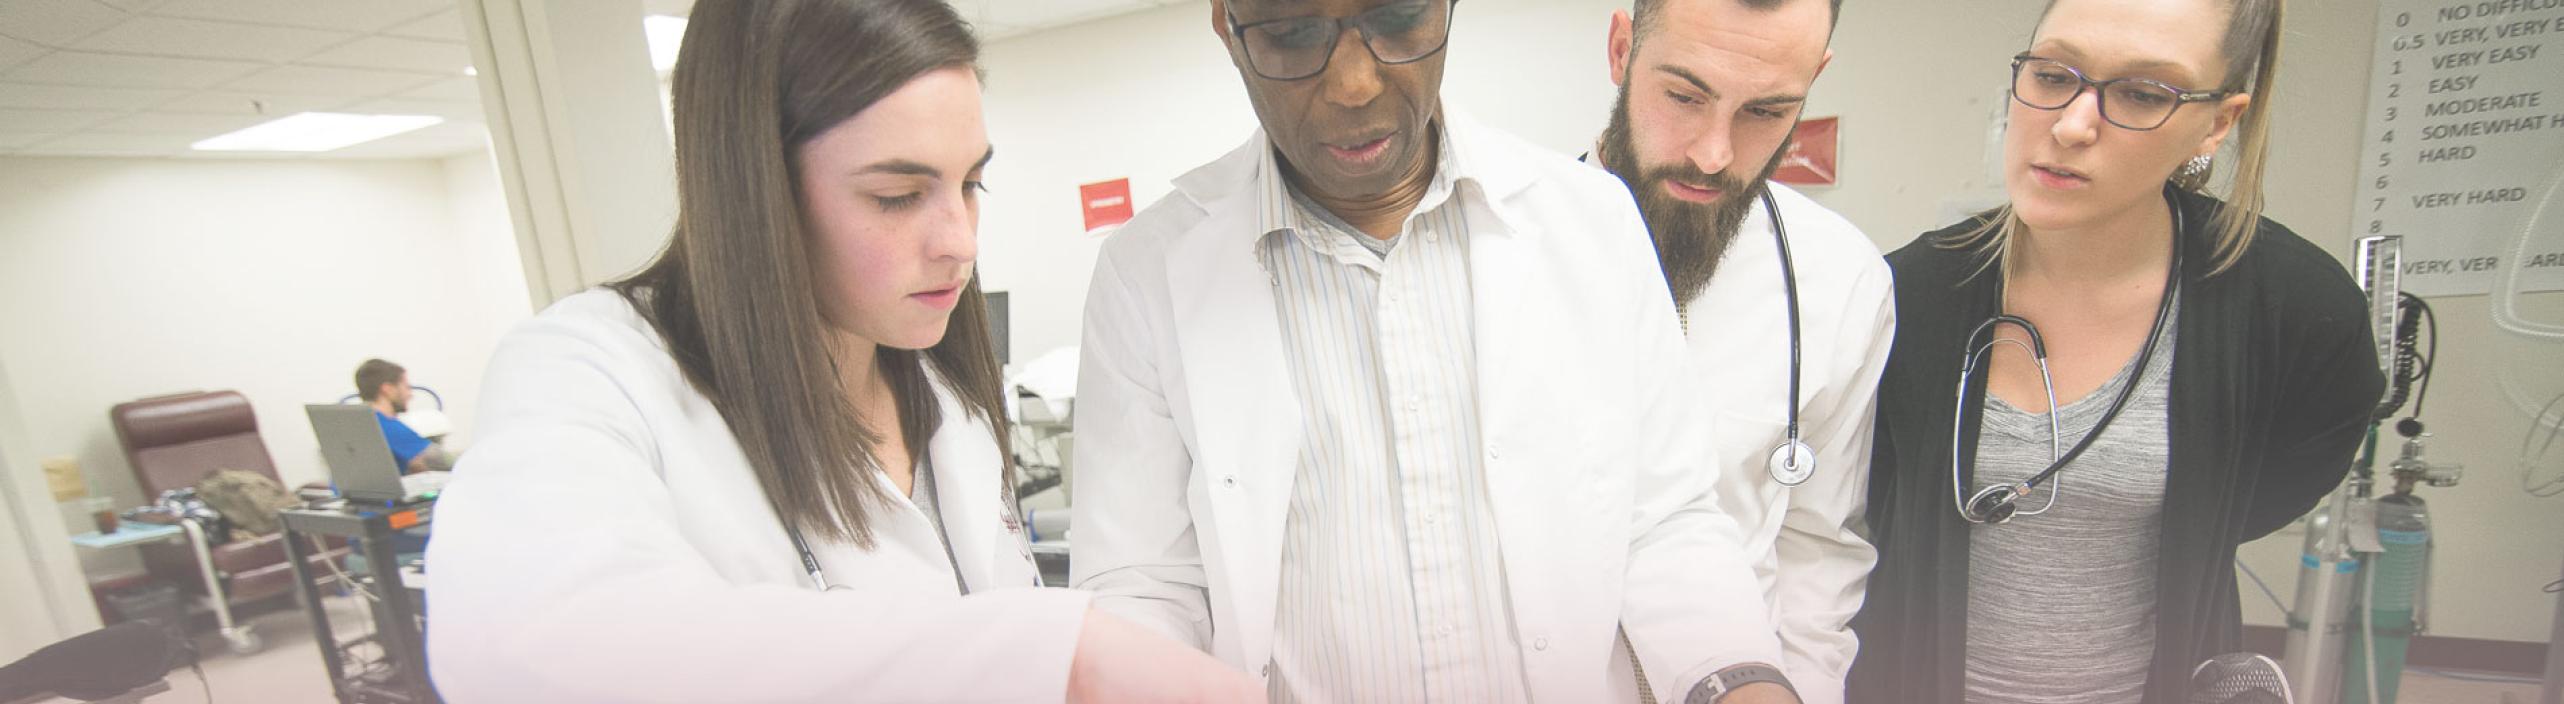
[[301, 36, 470, 74], [95, 0, 172, 11], [0, 0, 130, 48], [0, 132, 59, 149], [146, 0, 448, 34], [17, 130, 193, 156], [339, 97, 481, 122], [3, 50, 263, 89], [148, 90, 342, 115], [0, 107, 119, 132], [382, 9, 465, 42], [83, 109, 266, 135], [0, 35, 48, 71], [0, 82, 181, 110], [324, 119, 488, 159], [72, 16, 355, 63], [395, 76, 480, 102], [218, 64, 444, 97], [639, 0, 695, 19]]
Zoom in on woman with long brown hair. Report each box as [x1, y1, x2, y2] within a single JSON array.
[[1849, 0, 2384, 701], [423, 1, 1261, 701]]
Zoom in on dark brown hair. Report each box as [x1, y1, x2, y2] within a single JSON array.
[[611, 0, 1009, 548], [1945, 0, 2285, 276], [355, 358, 404, 402], [1633, 0, 1844, 37]]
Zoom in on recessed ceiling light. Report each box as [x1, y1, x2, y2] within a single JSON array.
[[463, 66, 478, 77], [644, 15, 686, 72], [191, 112, 444, 152]]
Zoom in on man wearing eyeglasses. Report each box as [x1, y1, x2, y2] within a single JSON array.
[[1584, 2, 1884, 704], [1072, 0, 1795, 702]]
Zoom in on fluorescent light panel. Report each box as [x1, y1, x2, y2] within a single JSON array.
[[644, 15, 686, 72], [191, 112, 444, 153]]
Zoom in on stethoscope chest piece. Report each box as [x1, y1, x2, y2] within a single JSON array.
[[1768, 439, 1816, 486], [1965, 484, 2023, 525]]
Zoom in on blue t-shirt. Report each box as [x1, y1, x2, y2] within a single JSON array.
[[376, 411, 431, 470]]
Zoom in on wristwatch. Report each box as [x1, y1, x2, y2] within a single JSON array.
[[1683, 663, 1798, 704]]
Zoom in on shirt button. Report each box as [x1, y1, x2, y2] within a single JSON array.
[[1422, 513, 1440, 524], [1533, 637, 1550, 651], [1438, 625, 1455, 637], [1425, 232, 1440, 243], [1489, 444, 1504, 460]]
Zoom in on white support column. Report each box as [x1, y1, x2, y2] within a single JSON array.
[[459, 0, 678, 307], [0, 355, 99, 657]]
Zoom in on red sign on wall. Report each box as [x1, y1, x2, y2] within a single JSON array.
[[1773, 117, 1839, 187], [1080, 178, 1134, 233]]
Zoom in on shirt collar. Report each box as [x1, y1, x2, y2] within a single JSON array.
[[1252, 118, 1467, 251]]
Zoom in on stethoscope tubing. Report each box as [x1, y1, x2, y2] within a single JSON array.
[[1951, 191, 2187, 524]]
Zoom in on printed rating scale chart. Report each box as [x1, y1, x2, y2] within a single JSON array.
[[2353, 0, 2564, 296]]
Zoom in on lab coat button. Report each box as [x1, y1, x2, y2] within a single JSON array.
[[1260, 665, 1271, 678], [1222, 476, 1238, 489], [1533, 637, 1549, 651]]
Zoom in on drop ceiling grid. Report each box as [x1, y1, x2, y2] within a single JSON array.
[[0, 0, 471, 158], [0, 0, 1200, 158]]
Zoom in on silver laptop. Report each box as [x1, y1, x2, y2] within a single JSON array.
[[306, 404, 448, 504]]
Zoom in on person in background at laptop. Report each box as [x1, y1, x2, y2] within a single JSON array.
[[353, 358, 451, 474]]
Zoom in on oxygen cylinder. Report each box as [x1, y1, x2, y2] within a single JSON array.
[[2343, 494, 2431, 704], [2285, 490, 2367, 704]]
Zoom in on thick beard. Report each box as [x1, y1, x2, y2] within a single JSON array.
[[1598, 81, 1788, 311]]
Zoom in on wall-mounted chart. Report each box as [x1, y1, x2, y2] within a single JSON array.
[[2352, 0, 2564, 297]]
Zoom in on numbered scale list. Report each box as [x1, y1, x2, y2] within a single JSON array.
[[2355, 0, 2564, 296]]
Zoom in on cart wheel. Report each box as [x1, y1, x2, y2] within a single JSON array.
[[223, 627, 263, 654]]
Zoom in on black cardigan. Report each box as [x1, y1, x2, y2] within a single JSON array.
[[1845, 187, 2386, 704]]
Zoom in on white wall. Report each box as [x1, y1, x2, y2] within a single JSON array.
[[978, 0, 2564, 644], [0, 155, 531, 580]]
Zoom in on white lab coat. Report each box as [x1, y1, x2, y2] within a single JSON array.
[[1071, 115, 1783, 703], [1681, 183, 1894, 704], [425, 290, 1090, 703]]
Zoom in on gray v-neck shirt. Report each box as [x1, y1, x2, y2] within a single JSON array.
[[1964, 303, 2179, 704]]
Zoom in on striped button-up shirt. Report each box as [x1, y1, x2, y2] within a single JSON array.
[[1254, 133, 1530, 703]]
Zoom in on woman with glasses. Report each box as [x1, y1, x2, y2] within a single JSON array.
[[423, 1, 1262, 701], [1846, 0, 2383, 701]]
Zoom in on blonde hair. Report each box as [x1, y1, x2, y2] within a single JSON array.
[[1945, 0, 2285, 276]]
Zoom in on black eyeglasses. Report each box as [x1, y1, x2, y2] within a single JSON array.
[[1226, 0, 1459, 81], [2009, 54, 2230, 131]]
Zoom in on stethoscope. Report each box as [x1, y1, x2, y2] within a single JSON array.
[[1761, 188, 1818, 487], [1583, 151, 1812, 487], [1950, 193, 2185, 525]]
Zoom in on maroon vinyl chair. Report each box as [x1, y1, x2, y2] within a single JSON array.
[[108, 391, 346, 623]]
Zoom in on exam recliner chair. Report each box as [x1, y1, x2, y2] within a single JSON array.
[[109, 390, 346, 618]]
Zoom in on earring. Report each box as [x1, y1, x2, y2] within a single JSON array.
[[2179, 154, 2212, 180]]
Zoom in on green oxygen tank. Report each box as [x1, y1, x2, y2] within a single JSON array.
[[2342, 492, 2430, 704]]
